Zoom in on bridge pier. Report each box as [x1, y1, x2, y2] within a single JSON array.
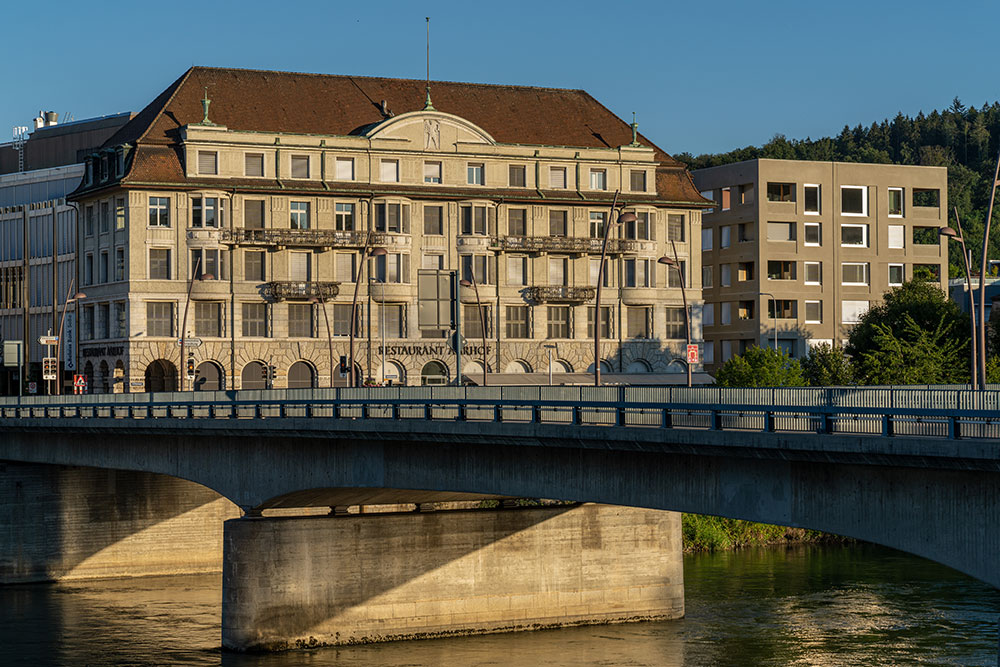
[[221, 503, 683, 651]]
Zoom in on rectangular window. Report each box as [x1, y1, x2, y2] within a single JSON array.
[[668, 260, 686, 289], [703, 303, 715, 327], [888, 187, 903, 217], [625, 258, 653, 288], [627, 306, 650, 338], [467, 163, 485, 185], [549, 167, 567, 189], [242, 303, 268, 337], [804, 301, 822, 323], [888, 225, 905, 249], [115, 197, 126, 230], [665, 307, 686, 339], [739, 183, 755, 205], [767, 260, 795, 280], [509, 165, 526, 187], [506, 305, 530, 339], [703, 265, 713, 288], [737, 223, 754, 243], [332, 304, 360, 337], [549, 210, 567, 237], [375, 203, 410, 234], [99, 251, 109, 283], [508, 256, 527, 286], [460, 205, 487, 235], [149, 248, 170, 280], [84, 254, 94, 286], [380, 160, 399, 182], [290, 155, 310, 179], [244, 250, 265, 282], [381, 304, 406, 339], [667, 214, 685, 242], [702, 228, 713, 251], [804, 184, 820, 214], [842, 300, 869, 324], [737, 261, 754, 282], [422, 253, 444, 270], [335, 203, 355, 231], [288, 303, 314, 338], [98, 303, 110, 339], [82, 305, 94, 340], [244, 200, 264, 229], [191, 197, 223, 228], [86, 206, 94, 236], [590, 169, 607, 190], [700, 190, 715, 215], [888, 263, 904, 286], [720, 264, 731, 287], [245, 153, 264, 177], [149, 197, 170, 227], [288, 251, 311, 282], [113, 302, 127, 338], [841, 223, 868, 247], [375, 253, 410, 284], [146, 302, 173, 337], [336, 253, 356, 282], [424, 161, 442, 184], [913, 227, 939, 245], [590, 258, 610, 288], [462, 304, 492, 338], [840, 185, 868, 216], [721, 302, 732, 325], [804, 261, 822, 285], [460, 255, 492, 285], [548, 256, 568, 286], [913, 188, 940, 208], [289, 201, 310, 229], [767, 221, 795, 241], [804, 222, 821, 246], [197, 151, 218, 175], [335, 157, 354, 180], [766, 182, 794, 202], [547, 306, 571, 339], [768, 299, 796, 319], [624, 212, 650, 240], [195, 302, 222, 337], [423, 205, 443, 235], [587, 306, 612, 338], [721, 187, 731, 211], [841, 262, 869, 285], [720, 225, 731, 248], [115, 247, 125, 281], [192, 248, 228, 280], [630, 170, 647, 192], [589, 211, 607, 238], [508, 208, 526, 236], [738, 300, 754, 320]]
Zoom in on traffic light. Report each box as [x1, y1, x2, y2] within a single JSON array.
[[185, 355, 195, 379], [267, 365, 276, 382], [42, 357, 58, 379], [339, 355, 348, 374]]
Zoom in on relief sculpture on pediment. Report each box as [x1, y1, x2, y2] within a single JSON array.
[[424, 119, 440, 150]]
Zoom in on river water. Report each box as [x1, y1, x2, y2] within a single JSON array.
[[2, 543, 998, 666]]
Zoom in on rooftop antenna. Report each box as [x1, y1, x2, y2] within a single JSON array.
[[423, 17, 434, 110], [12, 126, 28, 173]]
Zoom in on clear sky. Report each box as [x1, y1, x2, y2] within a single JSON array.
[[2, 0, 997, 157]]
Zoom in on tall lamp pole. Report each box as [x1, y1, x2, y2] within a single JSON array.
[[348, 242, 386, 387], [658, 241, 692, 387], [179, 257, 214, 392], [941, 214, 977, 386], [54, 280, 85, 396], [460, 275, 488, 386], [976, 147, 1000, 389], [309, 296, 334, 388], [594, 190, 636, 386]]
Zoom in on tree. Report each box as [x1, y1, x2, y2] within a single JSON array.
[[714, 346, 805, 387], [802, 343, 854, 386]]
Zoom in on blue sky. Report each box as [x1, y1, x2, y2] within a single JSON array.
[[3, 0, 996, 156]]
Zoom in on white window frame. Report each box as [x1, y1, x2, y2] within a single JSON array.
[[841, 262, 869, 286], [842, 300, 869, 324], [840, 185, 868, 217], [888, 187, 904, 218], [840, 223, 868, 248], [803, 261, 822, 286], [424, 161, 442, 184], [702, 228, 713, 251], [804, 300, 822, 324], [335, 157, 355, 181], [804, 184, 820, 215], [589, 169, 607, 191], [888, 225, 905, 249], [467, 163, 484, 186], [888, 263, 905, 286], [380, 159, 399, 183], [804, 222, 821, 247]]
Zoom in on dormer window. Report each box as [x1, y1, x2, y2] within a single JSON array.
[[85, 161, 93, 185], [197, 151, 218, 175], [290, 155, 310, 179], [116, 149, 125, 177], [100, 156, 109, 182]]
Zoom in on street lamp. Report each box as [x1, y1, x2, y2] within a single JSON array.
[[309, 296, 334, 388], [368, 276, 388, 384], [940, 218, 977, 387], [758, 291, 778, 352], [180, 256, 214, 392], [658, 242, 692, 388], [975, 147, 1000, 390], [54, 281, 85, 396], [348, 244, 386, 387], [594, 190, 635, 386], [460, 275, 488, 386]]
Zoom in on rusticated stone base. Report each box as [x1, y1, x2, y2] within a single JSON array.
[[222, 503, 683, 651]]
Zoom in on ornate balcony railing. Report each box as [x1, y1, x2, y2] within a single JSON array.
[[491, 236, 640, 254], [221, 228, 387, 249], [526, 286, 596, 304], [262, 281, 341, 301]]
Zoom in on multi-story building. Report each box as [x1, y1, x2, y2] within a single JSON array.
[[0, 112, 132, 394], [693, 159, 948, 370], [69, 66, 709, 391]]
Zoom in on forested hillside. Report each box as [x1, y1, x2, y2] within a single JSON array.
[[674, 98, 1000, 277]]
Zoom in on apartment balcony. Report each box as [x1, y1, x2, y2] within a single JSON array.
[[491, 236, 640, 255], [262, 281, 341, 301], [221, 228, 387, 250], [526, 286, 596, 304]]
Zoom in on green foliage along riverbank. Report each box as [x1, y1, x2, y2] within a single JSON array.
[[682, 514, 851, 552]]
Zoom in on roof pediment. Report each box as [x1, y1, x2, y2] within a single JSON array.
[[365, 110, 495, 149]]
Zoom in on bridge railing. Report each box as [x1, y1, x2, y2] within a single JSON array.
[[2, 385, 1000, 441]]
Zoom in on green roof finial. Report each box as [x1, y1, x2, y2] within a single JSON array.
[[629, 112, 640, 147], [200, 86, 215, 125]]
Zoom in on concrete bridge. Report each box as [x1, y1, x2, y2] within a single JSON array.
[[1, 385, 999, 650]]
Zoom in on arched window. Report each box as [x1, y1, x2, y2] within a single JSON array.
[[625, 359, 651, 374], [287, 361, 316, 389], [241, 361, 267, 390], [195, 361, 224, 391], [505, 360, 531, 373], [145, 359, 178, 393], [585, 360, 613, 373], [421, 360, 449, 386], [548, 359, 572, 373], [99, 360, 110, 393], [379, 360, 405, 386], [84, 361, 95, 394]]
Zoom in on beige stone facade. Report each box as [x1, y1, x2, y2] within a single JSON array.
[[693, 158, 948, 370]]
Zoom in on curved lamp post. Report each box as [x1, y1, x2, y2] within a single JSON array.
[[594, 191, 635, 386], [54, 282, 85, 395], [348, 244, 386, 387], [460, 276, 488, 386], [658, 242, 692, 388], [180, 256, 214, 392], [309, 296, 334, 388], [975, 148, 1000, 390], [941, 217, 978, 386], [757, 290, 778, 352]]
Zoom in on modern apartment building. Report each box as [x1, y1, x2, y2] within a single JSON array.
[[693, 159, 948, 370], [68, 67, 709, 391]]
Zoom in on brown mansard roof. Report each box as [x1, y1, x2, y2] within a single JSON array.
[[91, 66, 708, 205]]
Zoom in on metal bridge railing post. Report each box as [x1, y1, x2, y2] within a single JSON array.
[[949, 416, 961, 440], [661, 408, 672, 429], [882, 413, 894, 437], [764, 411, 775, 433]]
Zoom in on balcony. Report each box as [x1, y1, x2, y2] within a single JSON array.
[[491, 236, 640, 255], [526, 286, 596, 304], [262, 281, 341, 301], [221, 228, 387, 250]]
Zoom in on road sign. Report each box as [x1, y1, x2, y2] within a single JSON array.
[[73, 374, 87, 395], [687, 344, 699, 365], [177, 338, 203, 347], [38, 335, 59, 346], [27, 382, 37, 394], [3, 340, 23, 368], [42, 357, 58, 380]]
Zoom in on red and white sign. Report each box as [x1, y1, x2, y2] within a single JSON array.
[[687, 344, 699, 365], [73, 374, 87, 395]]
